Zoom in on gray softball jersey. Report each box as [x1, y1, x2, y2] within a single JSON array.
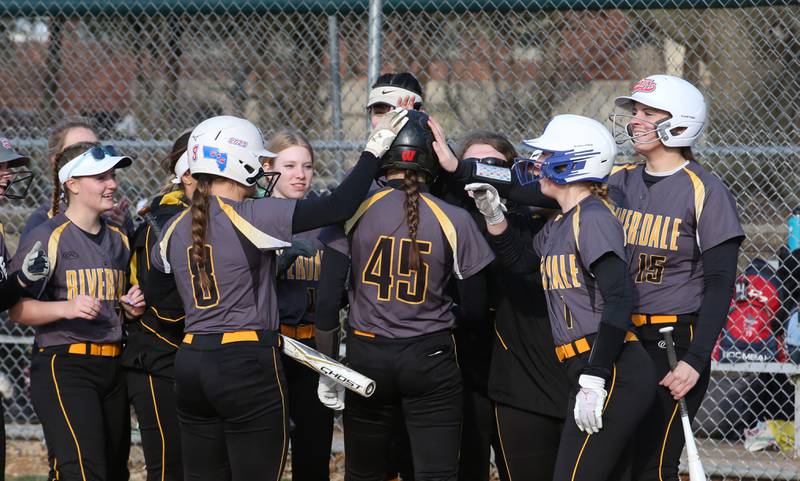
[[151, 195, 295, 334], [11, 214, 131, 347], [533, 195, 627, 346], [607, 162, 744, 315], [345, 187, 495, 338]]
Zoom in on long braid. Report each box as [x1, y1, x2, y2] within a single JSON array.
[[588, 182, 610, 201], [404, 170, 423, 271], [51, 159, 61, 217], [190, 176, 212, 290]]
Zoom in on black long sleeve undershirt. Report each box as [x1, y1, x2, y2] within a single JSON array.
[[448, 159, 559, 209], [584, 253, 635, 380], [455, 269, 489, 324], [0, 276, 25, 311], [315, 245, 350, 332], [292, 151, 379, 233], [486, 224, 539, 276], [682, 237, 743, 374]]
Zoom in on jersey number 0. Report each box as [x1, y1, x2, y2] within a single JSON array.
[[187, 244, 221, 309], [362, 236, 432, 305]]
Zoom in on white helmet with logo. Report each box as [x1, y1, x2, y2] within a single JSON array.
[[514, 114, 617, 185], [611, 75, 707, 148], [187, 115, 276, 187]]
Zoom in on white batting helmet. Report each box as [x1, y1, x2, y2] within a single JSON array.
[[187, 116, 276, 187], [514, 114, 617, 185], [611, 75, 707, 148]]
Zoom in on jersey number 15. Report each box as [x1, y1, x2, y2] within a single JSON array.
[[362, 236, 432, 305]]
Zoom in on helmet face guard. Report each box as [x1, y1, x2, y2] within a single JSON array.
[[0, 169, 34, 200], [513, 149, 608, 186], [251, 170, 281, 199]]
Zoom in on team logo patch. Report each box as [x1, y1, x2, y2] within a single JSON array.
[[0, 138, 12, 150], [228, 137, 248, 148], [203, 146, 228, 171], [401, 150, 417, 162], [191, 145, 198, 161], [633, 78, 657, 93]]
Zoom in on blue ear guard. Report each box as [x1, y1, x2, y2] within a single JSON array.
[[514, 148, 604, 186]]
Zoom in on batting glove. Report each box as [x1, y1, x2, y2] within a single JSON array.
[[465, 183, 507, 225], [365, 108, 409, 158], [276, 239, 318, 274], [318, 375, 345, 411], [16, 241, 50, 288], [574, 374, 607, 434]]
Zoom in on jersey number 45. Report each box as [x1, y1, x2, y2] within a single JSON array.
[[362, 236, 431, 305]]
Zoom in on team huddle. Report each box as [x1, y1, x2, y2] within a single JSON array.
[[0, 72, 743, 481]]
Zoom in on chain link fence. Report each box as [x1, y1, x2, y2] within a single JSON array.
[[0, 0, 798, 478]]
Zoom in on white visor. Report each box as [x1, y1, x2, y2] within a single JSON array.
[[367, 86, 423, 109], [171, 151, 190, 184], [58, 147, 133, 184]]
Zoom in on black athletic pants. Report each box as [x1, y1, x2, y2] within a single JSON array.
[[457, 388, 497, 481], [552, 342, 655, 481], [30, 350, 131, 481], [281, 338, 334, 481], [632, 325, 711, 481], [126, 370, 183, 481], [174, 333, 288, 481], [494, 403, 563, 481], [344, 330, 463, 481]]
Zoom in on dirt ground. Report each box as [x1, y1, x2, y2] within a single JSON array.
[[5, 439, 493, 481]]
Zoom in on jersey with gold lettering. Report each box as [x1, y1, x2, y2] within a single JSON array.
[[151, 195, 295, 334], [346, 187, 494, 338], [608, 161, 744, 314], [533, 195, 626, 346], [11, 214, 131, 347], [277, 228, 323, 326]]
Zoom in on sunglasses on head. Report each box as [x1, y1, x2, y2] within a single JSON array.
[[87, 145, 120, 160], [464, 156, 508, 167]]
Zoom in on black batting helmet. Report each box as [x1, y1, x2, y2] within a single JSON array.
[[378, 110, 439, 181]]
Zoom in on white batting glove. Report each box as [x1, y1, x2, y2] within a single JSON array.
[[465, 183, 506, 225], [365, 108, 409, 158], [574, 374, 607, 434], [317, 375, 345, 411], [16, 241, 50, 287]]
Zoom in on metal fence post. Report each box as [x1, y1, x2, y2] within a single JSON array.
[[328, 14, 344, 168], [366, 0, 383, 131]]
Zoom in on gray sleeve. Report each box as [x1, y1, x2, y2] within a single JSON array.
[[21, 206, 50, 239], [245, 197, 296, 247], [698, 185, 745, 252], [455, 212, 495, 280], [578, 207, 626, 271], [319, 224, 350, 257]]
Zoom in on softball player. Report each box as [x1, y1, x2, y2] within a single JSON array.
[[450, 130, 569, 481], [471, 115, 656, 481], [22, 117, 132, 239], [608, 75, 744, 480], [262, 129, 334, 481], [122, 130, 194, 481], [0, 138, 49, 480], [146, 113, 407, 481], [10, 141, 142, 481], [319, 110, 494, 481], [316, 71, 424, 481]]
